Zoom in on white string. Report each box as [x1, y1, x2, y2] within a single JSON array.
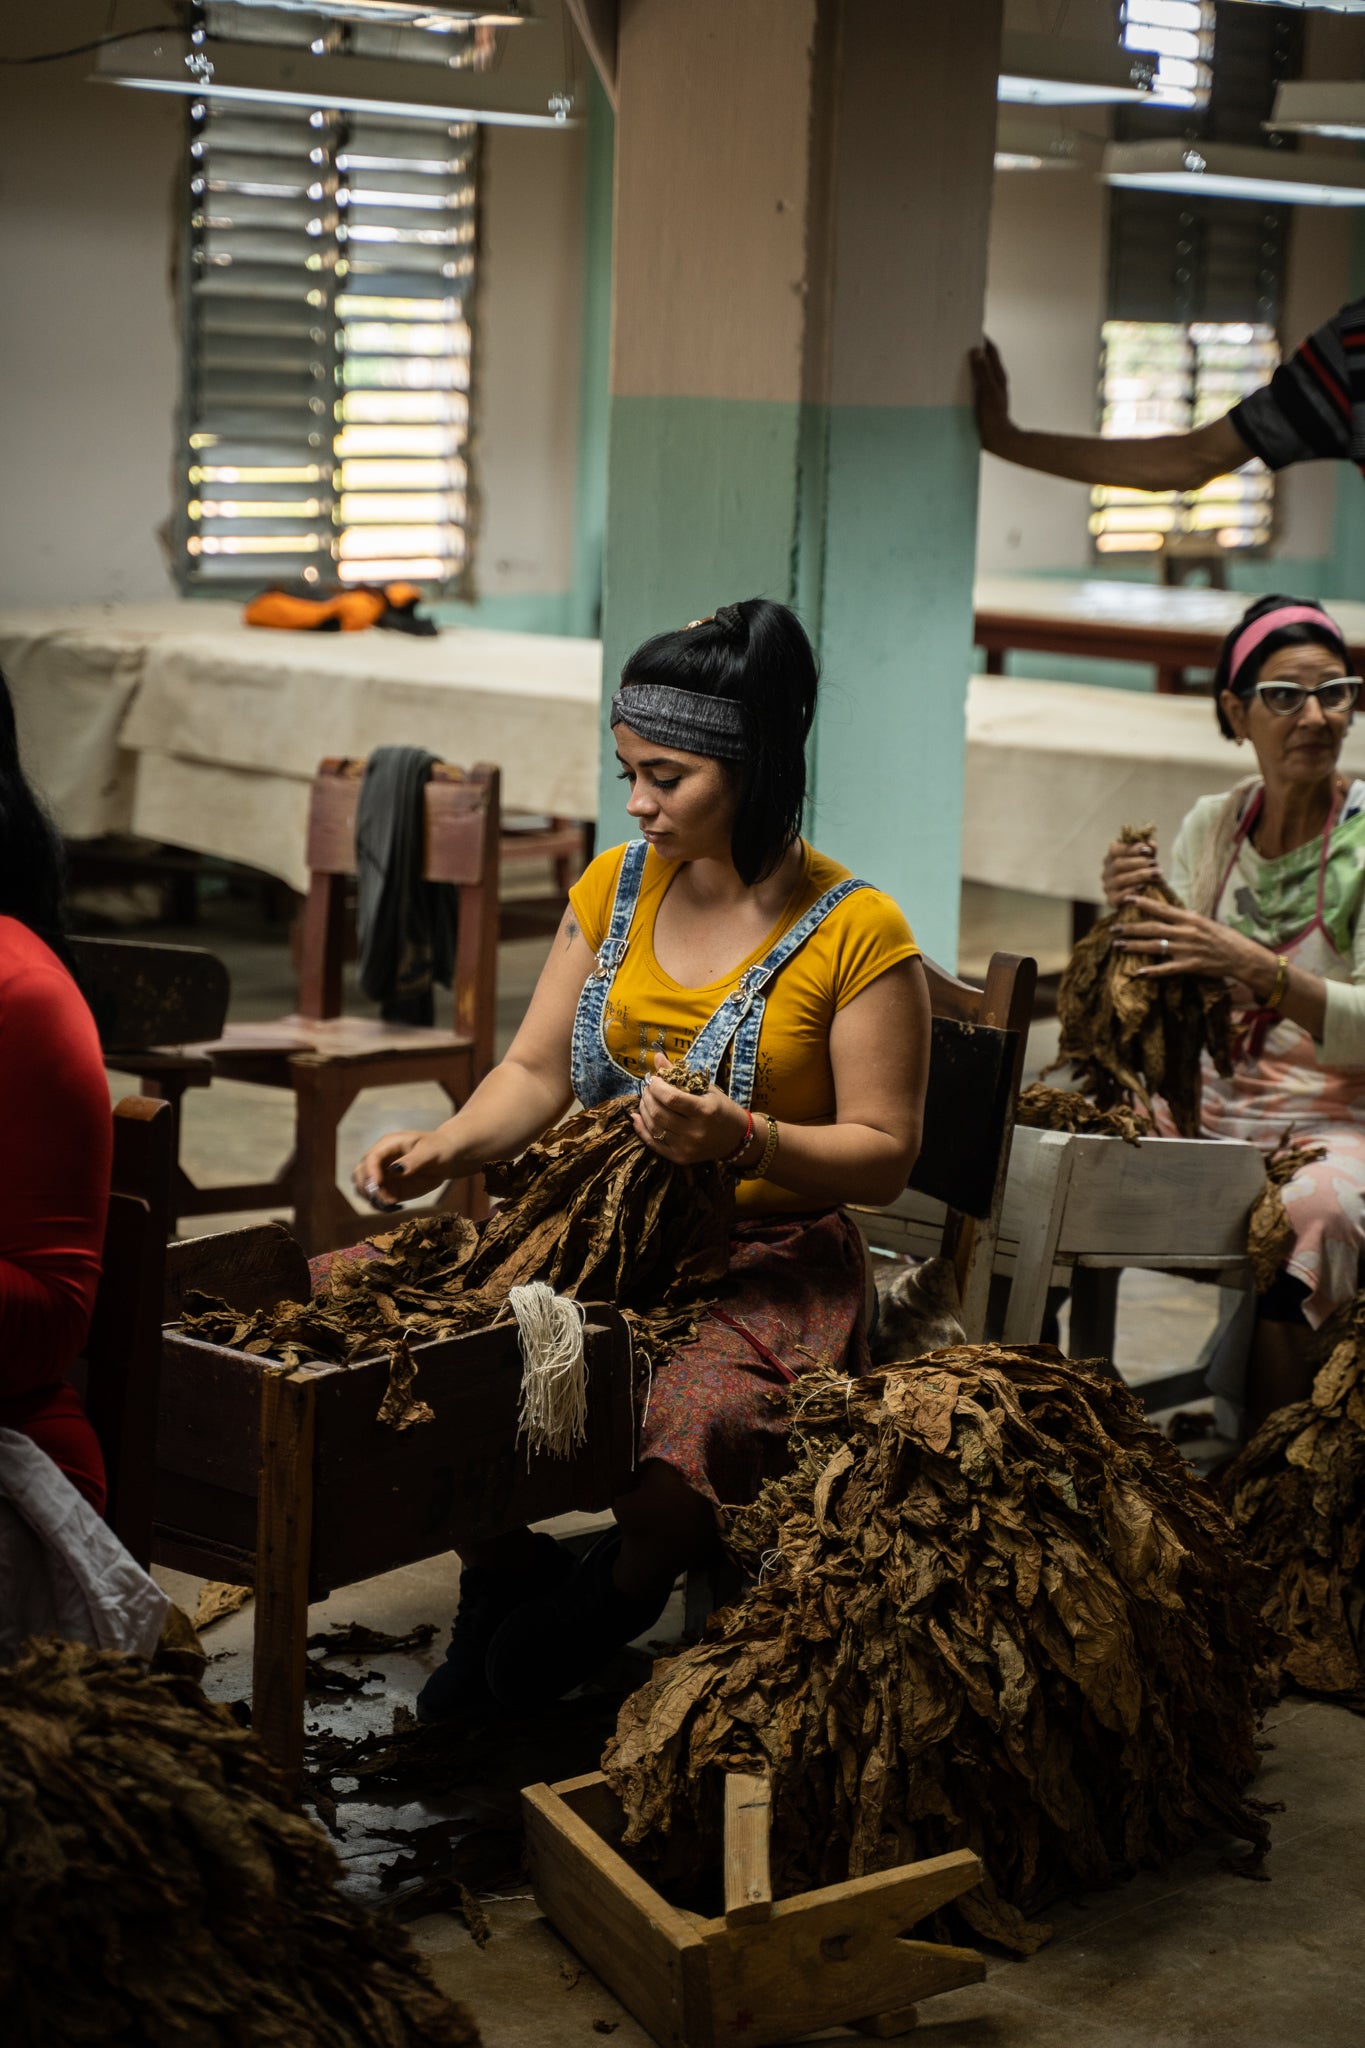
[[509, 1282, 588, 1463]]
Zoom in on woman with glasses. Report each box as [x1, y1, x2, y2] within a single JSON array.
[[1100, 595, 1365, 1428]]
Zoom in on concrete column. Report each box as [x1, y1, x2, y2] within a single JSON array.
[[598, 0, 1001, 963]]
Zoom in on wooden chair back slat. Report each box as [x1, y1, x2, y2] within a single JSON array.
[[70, 937, 230, 1053], [296, 756, 501, 1054], [83, 1097, 174, 1566]]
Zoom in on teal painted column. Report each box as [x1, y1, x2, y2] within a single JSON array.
[[1329, 214, 1365, 601], [566, 68, 615, 641], [599, 0, 1001, 966]]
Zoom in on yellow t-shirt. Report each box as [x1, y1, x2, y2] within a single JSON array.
[[568, 840, 919, 1215]]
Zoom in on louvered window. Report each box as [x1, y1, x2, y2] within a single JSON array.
[[1091, 319, 1279, 554], [183, 99, 475, 591], [1122, 2, 1214, 111]]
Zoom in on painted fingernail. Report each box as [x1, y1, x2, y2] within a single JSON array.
[[390, 1162, 406, 1177]]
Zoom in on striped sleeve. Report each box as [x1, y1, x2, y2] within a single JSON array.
[[1230, 297, 1365, 471]]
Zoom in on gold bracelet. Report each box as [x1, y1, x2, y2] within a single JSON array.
[[1266, 956, 1290, 1011], [741, 1114, 779, 1182]]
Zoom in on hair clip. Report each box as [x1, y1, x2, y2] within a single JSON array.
[[684, 616, 713, 630]]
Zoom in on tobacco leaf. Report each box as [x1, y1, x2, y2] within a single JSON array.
[[1245, 1132, 1327, 1293], [1014, 1083, 1153, 1147], [0, 1638, 482, 2044], [603, 1346, 1272, 1954], [191, 1580, 253, 1632], [1048, 826, 1233, 1138], [1222, 1297, 1365, 1705], [179, 1068, 733, 1420], [307, 1621, 439, 1657]]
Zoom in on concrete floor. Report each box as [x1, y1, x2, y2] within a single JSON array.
[[101, 873, 1364, 2048]]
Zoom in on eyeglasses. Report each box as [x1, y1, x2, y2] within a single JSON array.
[[1251, 677, 1361, 718]]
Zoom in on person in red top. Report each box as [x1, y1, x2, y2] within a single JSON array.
[[0, 674, 111, 1513]]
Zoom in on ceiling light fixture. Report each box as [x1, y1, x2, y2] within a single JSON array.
[[1102, 138, 1365, 206], [998, 32, 1157, 108], [215, 1, 530, 22], [103, 72, 570, 123], [1265, 79, 1365, 142], [994, 118, 1080, 173]]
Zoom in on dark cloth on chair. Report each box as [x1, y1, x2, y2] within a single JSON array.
[[356, 747, 458, 1026]]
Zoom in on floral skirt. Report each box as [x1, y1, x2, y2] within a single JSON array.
[[310, 1207, 871, 1510]]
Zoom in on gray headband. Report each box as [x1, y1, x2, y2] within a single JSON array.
[[610, 682, 747, 762]]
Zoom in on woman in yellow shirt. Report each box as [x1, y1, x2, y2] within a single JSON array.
[[354, 598, 929, 1715]]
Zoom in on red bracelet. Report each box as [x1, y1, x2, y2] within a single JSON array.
[[719, 1107, 754, 1164]]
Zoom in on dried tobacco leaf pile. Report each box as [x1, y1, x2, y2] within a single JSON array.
[[1223, 1300, 1365, 1705], [180, 1066, 733, 1389], [1245, 1133, 1327, 1293], [1052, 824, 1233, 1137], [604, 1347, 1272, 1953], [0, 1638, 481, 2046], [1014, 1082, 1153, 1146]]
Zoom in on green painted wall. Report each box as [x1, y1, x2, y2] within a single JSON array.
[[1328, 214, 1365, 602], [597, 393, 977, 965]]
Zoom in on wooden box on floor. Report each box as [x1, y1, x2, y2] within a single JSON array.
[[154, 1287, 637, 1784], [522, 1769, 985, 2048]]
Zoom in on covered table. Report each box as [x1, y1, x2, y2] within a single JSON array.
[[963, 673, 1365, 906], [0, 602, 602, 892], [974, 575, 1365, 696]]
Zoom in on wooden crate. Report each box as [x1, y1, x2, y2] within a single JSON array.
[[523, 1770, 985, 2048], [154, 1307, 637, 1781]]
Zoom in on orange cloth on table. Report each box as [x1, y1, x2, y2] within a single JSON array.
[[569, 841, 918, 1217]]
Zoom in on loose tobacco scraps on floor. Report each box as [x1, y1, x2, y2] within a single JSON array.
[[1051, 825, 1232, 1137], [0, 1639, 481, 2046], [1224, 1297, 1365, 1706], [604, 1347, 1273, 1954], [179, 1068, 733, 1409]]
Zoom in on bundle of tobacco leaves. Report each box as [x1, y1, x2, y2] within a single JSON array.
[[0, 1638, 481, 2046], [1223, 1298, 1365, 1705], [1014, 1082, 1153, 1146], [180, 1066, 733, 1394], [1050, 824, 1233, 1137], [1245, 1132, 1327, 1293], [603, 1347, 1273, 1954]]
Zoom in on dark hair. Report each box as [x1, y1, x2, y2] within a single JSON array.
[[0, 671, 72, 963], [1213, 593, 1349, 740], [619, 598, 817, 884]]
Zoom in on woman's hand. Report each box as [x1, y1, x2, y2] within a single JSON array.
[[1112, 894, 1270, 989], [630, 1053, 752, 1166], [352, 1128, 460, 1211], [1101, 835, 1165, 907], [970, 338, 1015, 455]]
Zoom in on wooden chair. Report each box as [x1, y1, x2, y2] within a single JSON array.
[[853, 950, 1037, 1341], [79, 1097, 175, 1567], [155, 1222, 637, 1786], [72, 935, 231, 1155], [995, 1125, 1265, 1414], [139, 757, 502, 1255]]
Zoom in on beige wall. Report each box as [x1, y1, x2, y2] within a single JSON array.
[[0, 9, 585, 610]]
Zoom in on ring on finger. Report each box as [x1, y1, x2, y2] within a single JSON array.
[[1160, 937, 1170, 956]]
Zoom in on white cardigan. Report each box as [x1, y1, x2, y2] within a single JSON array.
[[1169, 786, 1365, 1071]]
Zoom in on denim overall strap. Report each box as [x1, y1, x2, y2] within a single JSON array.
[[686, 877, 870, 1109], [570, 837, 651, 1106]]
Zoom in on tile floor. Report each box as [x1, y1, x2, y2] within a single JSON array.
[[99, 875, 1362, 2048]]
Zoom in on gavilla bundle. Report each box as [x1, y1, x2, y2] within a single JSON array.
[[604, 1347, 1272, 1954], [1014, 1081, 1153, 1146], [1244, 1132, 1327, 1294], [1051, 824, 1233, 1137], [1223, 1296, 1365, 1705], [180, 1067, 733, 1400], [0, 1639, 480, 2046]]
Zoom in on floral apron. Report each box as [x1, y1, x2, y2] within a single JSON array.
[[1178, 781, 1365, 1327]]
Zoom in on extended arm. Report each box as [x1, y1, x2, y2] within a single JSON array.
[[352, 904, 595, 1205], [971, 337, 1253, 493]]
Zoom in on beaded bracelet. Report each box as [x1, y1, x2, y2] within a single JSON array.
[[719, 1107, 755, 1166]]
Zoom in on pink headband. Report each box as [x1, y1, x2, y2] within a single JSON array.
[[1229, 604, 1345, 688]]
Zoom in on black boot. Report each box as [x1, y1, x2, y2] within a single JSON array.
[[483, 1531, 673, 1711], [414, 1532, 574, 1724]]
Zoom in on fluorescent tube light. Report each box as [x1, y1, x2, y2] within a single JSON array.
[[994, 119, 1080, 173], [1223, 2, 1365, 13], [1102, 139, 1365, 206], [103, 73, 573, 124], [219, 1, 530, 20], [1266, 80, 1365, 142], [998, 32, 1157, 107]]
